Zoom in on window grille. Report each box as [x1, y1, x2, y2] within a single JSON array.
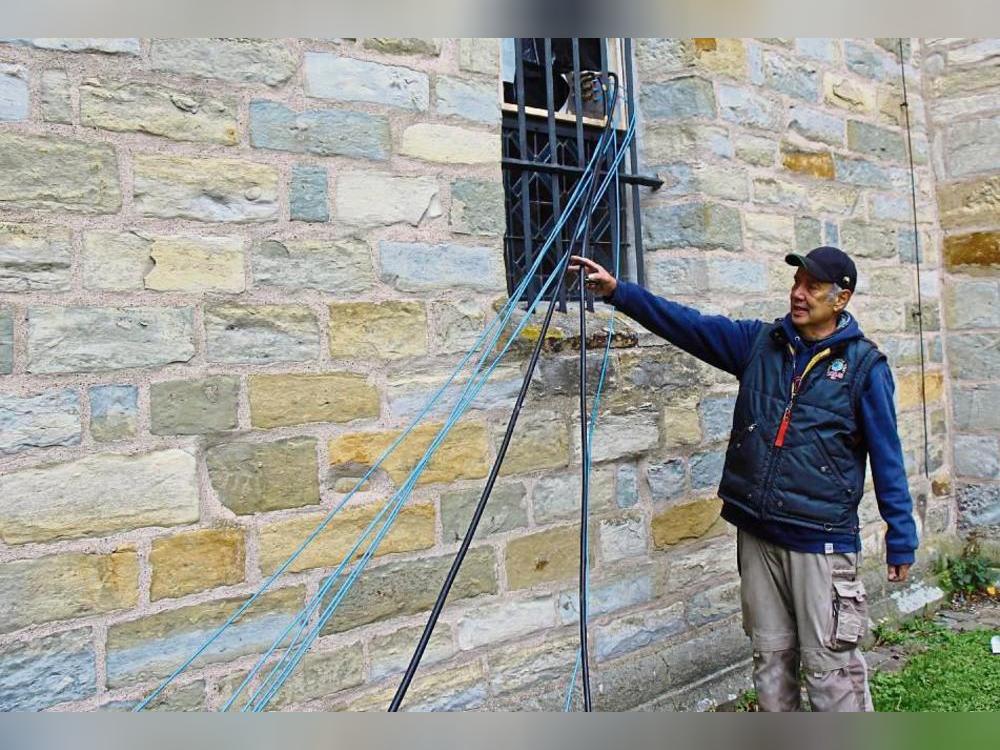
[[499, 38, 661, 311]]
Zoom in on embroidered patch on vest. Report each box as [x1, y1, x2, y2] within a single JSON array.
[[826, 358, 848, 380]]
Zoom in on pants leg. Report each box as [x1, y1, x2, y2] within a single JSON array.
[[738, 529, 802, 712]]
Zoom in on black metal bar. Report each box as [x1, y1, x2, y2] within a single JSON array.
[[515, 39, 536, 302], [571, 39, 585, 176], [623, 37, 645, 287], [544, 38, 567, 315], [501, 158, 662, 188], [598, 38, 612, 314]]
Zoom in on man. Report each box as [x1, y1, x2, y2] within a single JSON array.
[[570, 246, 918, 712]]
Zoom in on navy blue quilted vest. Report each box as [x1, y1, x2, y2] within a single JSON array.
[[717, 323, 885, 535]]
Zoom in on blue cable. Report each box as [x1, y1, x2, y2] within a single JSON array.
[[247, 123, 638, 711], [136, 112, 618, 714], [216, 125, 626, 712]]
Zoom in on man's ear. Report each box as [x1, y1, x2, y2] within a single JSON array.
[[835, 289, 853, 312]]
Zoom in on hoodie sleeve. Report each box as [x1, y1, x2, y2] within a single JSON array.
[[858, 358, 919, 566], [606, 280, 763, 377]]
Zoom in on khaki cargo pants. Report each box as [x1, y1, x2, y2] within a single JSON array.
[[737, 528, 873, 712]]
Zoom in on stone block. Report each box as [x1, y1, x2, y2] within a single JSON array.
[[497, 410, 570, 476], [132, 153, 275, 224], [616, 464, 639, 508], [0, 222, 73, 292], [150, 528, 246, 600], [459, 38, 500, 74], [206, 436, 320, 515], [0, 629, 95, 711], [947, 333, 1000, 381], [946, 116, 1000, 179], [752, 177, 808, 209], [321, 547, 496, 633], [557, 570, 655, 625], [781, 148, 834, 179], [758, 51, 818, 100], [652, 498, 723, 547], [329, 421, 490, 486], [661, 395, 703, 448], [89, 384, 138, 442], [0, 449, 198, 543], [699, 395, 735, 443], [584, 410, 660, 463], [379, 241, 502, 293], [0, 65, 28, 121], [436, 76, 499, 123], [144, 236, 246, 293], [795, 216, 823, 251], [691, 450, 726, 489], [150, 376, 239, 435], [594, 601, 687, 661], [936, 176, 1000, 231], [385, 366, 519, 421], [204, 303, 319, 364], [9, 37, 139, 54], [249, 100, 390, 160], [717, 84, 782, 129], [692, 38, 748, 78], [846, 120, 906, 164], [943, 231, 1000, 271], [645, 123, 732, 162], [400, 123, 499, 164], [647, 459, 688, 504], [600, 514, 647, 563], [840, 220, 897, 259], [645, 255, 708, 297], [252, 238, 373, 294], [328, 300, 426, 360], [304, 53, 429, 110], [289, 164, 329, 222], [267, 643, 364, 708], [0, 389, 80, 455], [531, 469, 613, 524], [455, 596, 556, 650], [81, 78, 238, 144], [787, 103, 844, 145], [440, 482, 528, 542], [823, 74, 876, 113], [249, 372, 379, 428], [0, 132, 120, 213], [257, 502, 435, 574], [371, 625, 453, 681], [336, 171, 440, 227], [745, 211, 795, 253], [150, 39, 296, 86], [953, 384, 1000, 431], [106, 587, 303, 687], [833, 155, 896, 188], [635, 38, 693, 79], [364, 38, 441, 56], [450, 179, 505, 236], [954, 435, 1000, 479], [796, 38, 840, 63], [668, 537, 737, 590], [956, 483, 1000, 532], [349, 664, 487, 712], [487, 636, 577, 698], [40, 69, 72, 123], [0, 550, 138, 634], [506, 526, 580, 589], [643, 202, 742, 251], [640, 76, 716, 119], [81, 230, 151, 291], [708, 258, 767, 293], [734, 133, 776, 166]]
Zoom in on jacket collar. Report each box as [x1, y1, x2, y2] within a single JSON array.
[[770, 312, 862, 355]]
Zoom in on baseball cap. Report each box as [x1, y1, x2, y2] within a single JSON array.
[[785, 246, 857, 292]]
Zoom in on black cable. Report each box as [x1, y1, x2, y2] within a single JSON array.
[[898, 38, 931, 478], [576, 71, 613, 713], [388, 70, 620, 713]]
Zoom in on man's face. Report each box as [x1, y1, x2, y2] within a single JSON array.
[[789, 268, 844, 328]]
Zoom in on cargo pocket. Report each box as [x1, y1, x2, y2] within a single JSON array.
[[829, 579, 868, 650]]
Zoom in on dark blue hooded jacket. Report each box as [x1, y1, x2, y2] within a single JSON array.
[[608, 280, 918, 565]]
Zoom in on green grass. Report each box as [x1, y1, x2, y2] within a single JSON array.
[[870, 627, 1000, 712]]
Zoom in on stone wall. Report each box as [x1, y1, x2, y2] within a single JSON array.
[[921, 39, 1000, 555], [0, 37, 971, 712]]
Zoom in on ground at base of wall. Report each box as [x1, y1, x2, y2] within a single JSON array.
[[719, 594, 1000, 712]]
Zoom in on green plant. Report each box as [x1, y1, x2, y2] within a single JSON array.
[[872, 618, 906, 646], [732, 688, 759, 712], [935, 554, 994, 596]]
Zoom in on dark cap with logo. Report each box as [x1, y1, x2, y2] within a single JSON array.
[[785, 246, 857, 292]]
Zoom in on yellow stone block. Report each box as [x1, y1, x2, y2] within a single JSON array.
[[505, 526, 579, 589], [896, 371, 945, 411], [150, 528, 246, 601], [661, 398, 702, 449], [249, 372, 380, 428], [936, 176, 1000, 231], [258, 502, 435, 574], [943, 231, 1000, 271], [693, 37, 747, 79], [651, 498, 723, 548], [328, 420, 490, 485], [329, 300, 427, 360], [497, 410, 570, 476], [144, 236, 245, 292], [400, 123, 500, 164], [781, 149, 835, 180], [0, 549, 138, 634]]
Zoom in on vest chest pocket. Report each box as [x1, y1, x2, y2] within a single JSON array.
[[829, 579, 868, 650]]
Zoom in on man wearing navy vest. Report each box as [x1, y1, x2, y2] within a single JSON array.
[[571, 247, 918, 712]]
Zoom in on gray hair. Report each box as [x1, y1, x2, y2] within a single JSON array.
[[826, 282, 849, 305]]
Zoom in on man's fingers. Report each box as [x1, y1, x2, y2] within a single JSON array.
[[569, 255, 602, 272]]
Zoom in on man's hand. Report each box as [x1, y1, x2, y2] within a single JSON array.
[[887, 563, 911, 583], [568, 255, 617, 298]]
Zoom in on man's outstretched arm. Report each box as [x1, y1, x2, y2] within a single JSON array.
[[570, 256, 763, 377]]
